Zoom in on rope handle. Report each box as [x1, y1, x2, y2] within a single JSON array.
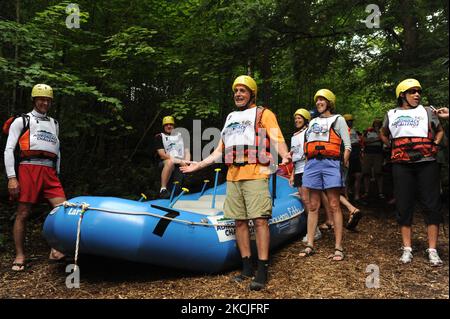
[[60, 201, 304, 228]]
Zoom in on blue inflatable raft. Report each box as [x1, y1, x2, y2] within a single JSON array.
[[43, 174, 306, 273]]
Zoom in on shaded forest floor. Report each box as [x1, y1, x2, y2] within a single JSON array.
[[0, 197, 448, 299]]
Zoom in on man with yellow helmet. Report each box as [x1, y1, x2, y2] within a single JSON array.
[[380, 78, 444, 267], [181, 75, 291, 291], [154, 115, 190, 199], [4, 84, 66, 271], [300, 89, 351, 261]]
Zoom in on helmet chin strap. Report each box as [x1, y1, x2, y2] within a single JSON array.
[[236, 94, 255, 110]]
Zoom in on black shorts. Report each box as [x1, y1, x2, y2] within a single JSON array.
[[348, 156, 362, 175], [293, 173, 303, 188], [392, 161, 443, 226]]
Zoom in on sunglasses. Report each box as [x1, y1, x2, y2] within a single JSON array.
[[405, 89, 422, 95]]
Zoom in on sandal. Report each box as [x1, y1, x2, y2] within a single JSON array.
[[11, 261, 26, 272], [318, 223, 334, 231], [346, 209, 362, 230], [299, 245, 315, 257], [328, 248, 345, 261]]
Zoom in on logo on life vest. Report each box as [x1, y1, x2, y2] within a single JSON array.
[[34, 130, 58, 144], [222, 120, 253, 137], [392, 116, 422, 129], [291, 145, 301, 155], [166, 142, 177, 150], [309, 123, 328, 134]]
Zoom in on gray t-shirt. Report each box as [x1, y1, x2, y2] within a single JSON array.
[[382, 105, 441, 163]]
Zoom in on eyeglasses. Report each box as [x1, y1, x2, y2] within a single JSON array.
[[405, 89, 422, 95]]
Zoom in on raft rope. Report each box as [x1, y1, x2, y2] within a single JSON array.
[[72, 202, 89, 271], [60, 201, 303, 228]]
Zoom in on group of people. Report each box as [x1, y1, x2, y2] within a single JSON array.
[[3, 77, 448, 292]]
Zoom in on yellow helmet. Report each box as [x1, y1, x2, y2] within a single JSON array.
[[314, 89, 336, 110], [396, 79, 422, 98], [31, 84, 53, 99], [343, 114, 354, 121], [232, 75, 257, 98], [162, 116, 175, 126], [294, 108, 311, 121]]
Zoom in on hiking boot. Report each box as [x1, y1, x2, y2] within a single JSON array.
[[400, 247, 413, 264], [159, 189, 170, 199], [426, 248, 443, 267]]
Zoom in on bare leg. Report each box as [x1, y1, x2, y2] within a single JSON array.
[[427, 224, 439, 249], [235, 220, 251, 258], [299, 186, 310, 214], [48, 197, 67, 260], [326, 188, 344, 250], [340, 195, 358, 214], [161, 158, 175, 189], [401, 226, 412, 248], [13, 202, 32, 268], [305, 190, 321, 246], [320, 192, 333, 225], [254, 218, 270, 260]]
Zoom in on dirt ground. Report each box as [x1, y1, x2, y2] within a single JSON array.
[[0, 199, 448, 299]]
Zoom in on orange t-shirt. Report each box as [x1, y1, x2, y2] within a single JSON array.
[[222, 106, 286, 182]]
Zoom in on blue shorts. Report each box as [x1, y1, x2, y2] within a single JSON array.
[[303, 158, 345, 190]]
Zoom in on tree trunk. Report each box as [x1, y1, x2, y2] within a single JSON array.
[[12, 0, 20, 113], [260, 45, 273, 108], [399, 0, 419, 68]]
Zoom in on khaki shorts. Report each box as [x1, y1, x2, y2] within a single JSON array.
[[223, 179, 272, 220], [362, 153, 384, 175]]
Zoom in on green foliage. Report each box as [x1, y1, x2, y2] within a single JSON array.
[[0, 0, 448, 196]]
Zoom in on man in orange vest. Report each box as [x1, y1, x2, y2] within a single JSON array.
[[181, 75, 291, 290]]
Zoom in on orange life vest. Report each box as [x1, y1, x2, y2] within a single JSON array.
[[390, 128, 437, 162], [388, 106, 438, 162], [304, 115, 343, 160]]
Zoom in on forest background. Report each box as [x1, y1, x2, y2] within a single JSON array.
[[0, 0, 448, 198]]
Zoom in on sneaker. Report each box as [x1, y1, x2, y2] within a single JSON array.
[[400, 247, 413, 264], [159, 189, 170, 199], [302, 227, 322, 243], [426, 248, 443, 267]]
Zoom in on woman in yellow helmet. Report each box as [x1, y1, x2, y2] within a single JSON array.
[[380, 79, 445, 267], [300, 89, 351, 261]]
